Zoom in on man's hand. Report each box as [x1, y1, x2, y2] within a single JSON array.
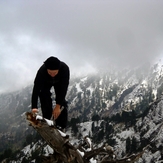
[[53, 104, 61, 119], [32, 108, 38, 114]]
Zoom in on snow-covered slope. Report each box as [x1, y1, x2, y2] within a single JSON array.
[[8, 96, 163, 162], [1, 61, 163, 162]]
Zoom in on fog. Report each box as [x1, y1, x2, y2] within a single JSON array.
[[0, 0, 163, 93]]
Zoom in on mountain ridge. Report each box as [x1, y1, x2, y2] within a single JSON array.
[[1, 61, 163, 162]]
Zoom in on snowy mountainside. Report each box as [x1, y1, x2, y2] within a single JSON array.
[[1, 61, 163, 161], [8, 96, 163, 162], [68, 62, 163, 121]]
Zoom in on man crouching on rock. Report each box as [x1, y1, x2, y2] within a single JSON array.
[[31, 56, 70, 131]]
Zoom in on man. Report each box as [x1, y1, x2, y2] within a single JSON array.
[[31, 56, 70, 130]]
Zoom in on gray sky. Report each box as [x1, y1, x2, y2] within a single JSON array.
[[0, 0, 163, 93]]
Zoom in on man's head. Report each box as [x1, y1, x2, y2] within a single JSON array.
[[44, 56, 60, 70], [44, 56, 60, 77]]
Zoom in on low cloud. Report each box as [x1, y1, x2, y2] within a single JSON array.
[[0, 0, 163, 93]]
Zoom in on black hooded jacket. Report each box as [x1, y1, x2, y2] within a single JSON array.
[[31, 61, 70, 109]]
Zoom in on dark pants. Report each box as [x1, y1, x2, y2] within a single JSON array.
[[39, 90, 68, 129]]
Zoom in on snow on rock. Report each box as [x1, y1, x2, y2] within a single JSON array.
[[90, 158, 97, 163], [44, 145, 53, 156], [77, 149, 85, 157], [36, 115, 54, 126], [58, 129, 67, 137], [79, 121, 93, 137]]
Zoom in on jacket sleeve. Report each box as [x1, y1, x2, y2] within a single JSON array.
[[55, 64, 70, 105], [31, 68, 44, 109]]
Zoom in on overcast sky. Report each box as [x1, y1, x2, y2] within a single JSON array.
[[0, 0, 163, 93]]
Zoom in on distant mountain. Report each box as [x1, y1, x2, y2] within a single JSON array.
[[1, 61, 163, 162], [68, 61, 163, 121]]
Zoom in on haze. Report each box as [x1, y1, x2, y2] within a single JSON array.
[[0, 0, 163, 93]]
